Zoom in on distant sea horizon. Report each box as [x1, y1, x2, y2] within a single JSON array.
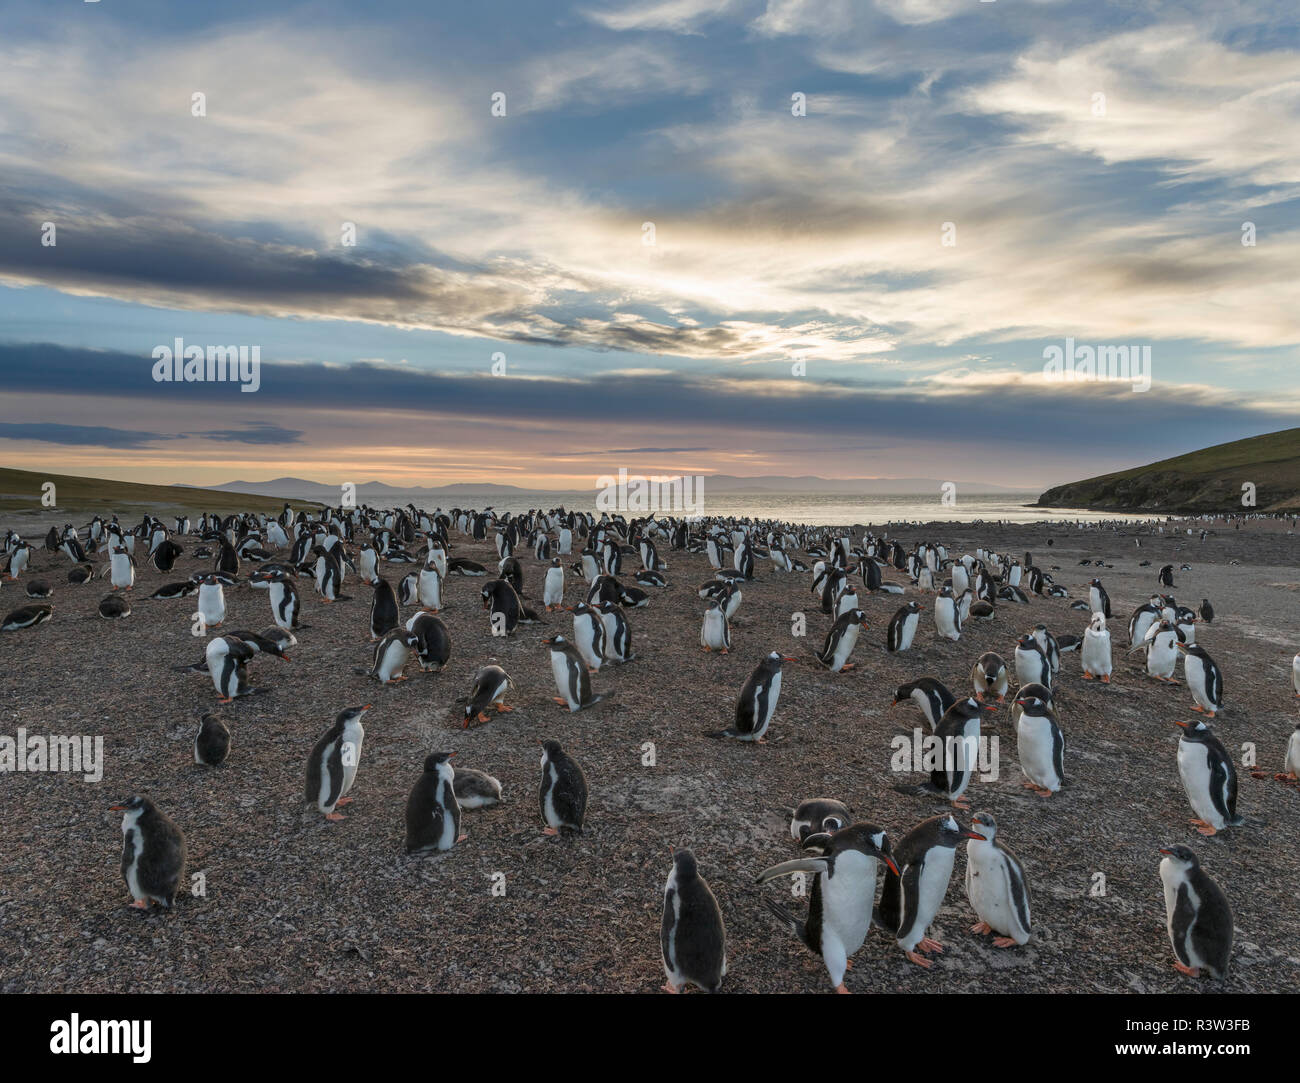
[[264, 488, 1153, 525]]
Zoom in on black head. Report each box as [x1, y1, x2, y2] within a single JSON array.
[[1015, 694, 1047, 713], [541, 739, 564, 758], [1017, 633, 1037, 649], [936, 813, 985, 845], [970, 810, 997, 840], [906, 601, 920, 612], [1158, 844, 1198, 867], [108, 795, 150, 814], [424, 751, 455, 771], [1174, 719, 1212, 739], [671, 848, 698, 877]]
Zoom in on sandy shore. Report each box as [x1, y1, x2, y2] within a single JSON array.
[[1, 516, 1297, 993]]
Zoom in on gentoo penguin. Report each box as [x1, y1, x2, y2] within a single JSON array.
[[1136, 619, 1179, 681], [887, 602, 921, 652], [109, 545, 136, 591], [545, 633, 602, 712], [1031, 623, 1061, 679], [597, 600, 634, 663], [405, 611, 451, 672], [757, 823, 898, 992], [417, 558, 442, 612], [1177, 642, 1224, 717], [1293, 651, 1300, 699], [1158, 845, 1233, 978], [68, 564, 95, 584], [892, 677, 956, 731], [193, 713, 231, 766], [970, 652, 1008, 705], [1279, 721, 1300, 784], [110, 796, 186, 910], [197, 574, 226, 629], [1013, 634, 1051, 689], [305, 705, 370, 821], [543, 558, 565, 610], [462, 664, 514, 726], [699, 599, 731, 653], [705, 651, 793, 742], [816, 608, 867, 672], [1176, 719, 1242, 835], [879, 813, 982, 968], [250, 569, 300, 630], [790, 798, 853, 843], [148, 581, 196, 600], [1081, 612, 1113, 682], [933, 586, 961, 641], [1014, 693, 1064, 797], [480, 578, 522, 636], [362, 628, 416, 683], [964, 811, 1031, 948], [368, 577, 400, 640], [24, 579, 52, 599], [969, 599, 996, 622], [404, 752, 465, 853], [896, 697, 989, 808], [539, 739, 587, 835], [0, 603, 53, 631], [570, 601, 606, 671], [452, 767, 503, 808], [1199, 598, 1214, 623], [1158, 564, 1175, 588], [397, 571, 418, 607], [206, 635, 258, 702], [98, 594, 131, 619], [661, 848, 728, 994], [1088, 577, 1111, 618]]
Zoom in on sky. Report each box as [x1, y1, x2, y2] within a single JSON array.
[[0, 0, 1297, 491]]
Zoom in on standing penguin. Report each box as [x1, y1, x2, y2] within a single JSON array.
[[705, 651, 794, 743], [110, 796, 186, 910], [109, 545, 136, 591], [1089, 577, 1111, 618], [570, 601, 606, 672], [597, 600, 634, 663], [1175, 719, 1243, 836], [1158, 845, 1233, 978], [756, 823, 898, 993], [545, 634, 602, 712], [1014, 693, 1065, 797], [538, 739, 587, 835], [933, 586, 961, 641], [1158, 564, 1175, 588], [543, 557, 565, 610], [197, 574, 226, 629], [405, 611, 452, 672], [699, 598, 732, 653], [1014, 633, 1051, 689], [404, 752, 466, 853], [305, 705, 370, 821], [462, 664, 514, 726], [261, 570, 300, 630], [964, 810, 1032, 948], [892, 677, 957, 731], [880, 813, 983, 968], [661, 848, 728, 994], [1137, 619, 1180, 681], [970, 652, 1008, 705], [816, 608, 867, 673], [1176, 642, 1224, 718], [206, 635, 258, 702], [887, 602, 921, 652], [1081, 612, 1113, 682], [193, 713, 231, 766], [362, 628, 416, 683], [369, 576, 400, 640], [895, 698, 989, 809], [1199, 598, 1214, 624]]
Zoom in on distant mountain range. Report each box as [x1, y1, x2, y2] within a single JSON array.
[[1037, 427, 1300, 512], [210, 475, 1032, 500]]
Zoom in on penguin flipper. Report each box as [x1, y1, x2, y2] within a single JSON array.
[[762, 897, 809, 949], [755, 857, 829, 884]]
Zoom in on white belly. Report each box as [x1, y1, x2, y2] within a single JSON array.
[[1177, 742, 1223, 827], [1017, 714, 1061, 790], [417, 569, 441, 608], [900, 848, 956, 949], [1082, 631, 1111, 675], [551, 652, 576, 705]]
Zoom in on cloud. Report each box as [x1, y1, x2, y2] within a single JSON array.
[[581, 0, 746, 35], [0, 423, 181, 449], [192, 422, 304, 444]]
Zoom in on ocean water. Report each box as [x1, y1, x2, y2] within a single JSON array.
[[351, 490, 1151, 526]]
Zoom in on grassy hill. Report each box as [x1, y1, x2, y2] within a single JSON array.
[[1037, 428, 1300, 513], [0, 466, 322, 519]]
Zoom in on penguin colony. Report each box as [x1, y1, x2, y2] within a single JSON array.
[[2, 509, 1294, 993]]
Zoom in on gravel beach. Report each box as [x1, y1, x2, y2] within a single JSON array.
[[1, 515, 1297, 994]]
